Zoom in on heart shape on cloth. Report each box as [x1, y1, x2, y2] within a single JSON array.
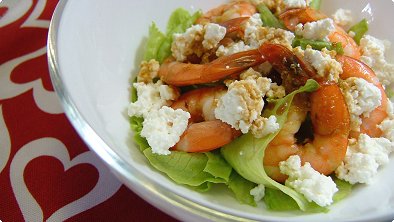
[[10, 138, 122, 221], [0, 47, 63, 114], [24, 156, 99, 219], [0, 105, 11, 173]]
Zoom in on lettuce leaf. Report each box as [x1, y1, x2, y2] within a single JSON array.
[[129, 116, 149, 152], [143, 8, 201, 63], [221, 79, 324, 212], [143, 149, 232, 192], [227, 171, 257, 206], [264, 176, 353, 211], [332, 177, 353, 202], [348, 19, 368, 45], [143, 22, 168, 62], [131, 115, 233, 191]]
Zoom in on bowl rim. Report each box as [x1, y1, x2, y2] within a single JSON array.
[[46, 1, 258, 221], [46, 1, 394, 222]]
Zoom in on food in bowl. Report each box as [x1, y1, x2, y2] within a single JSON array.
[[127, 0, 394, 212]]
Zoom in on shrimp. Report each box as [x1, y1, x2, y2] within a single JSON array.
[[279, 8, 361, 59], [264, 84, 351, 182], [196, 1, 256, 25], [336, 55, 388, 138], [159, 43, 316, 88], [171, 86, 241, 152]]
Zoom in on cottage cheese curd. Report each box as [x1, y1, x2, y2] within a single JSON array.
[[280, 155, 338, 207], [250, 184, 266, 202], [128, 80, 179, 118], [215, 69, 274, 136], [336, 134, 394, 184], [141, 106, 190, 155], [295, 18, 336, 41], [340, 77, 382, 132], [283, 0, 307, 9], [360, 35, 394, 88], [332, 8, 353, 27], [300, 47, 343, 82], [172, 23, 226, 62]]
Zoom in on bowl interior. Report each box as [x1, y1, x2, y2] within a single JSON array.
[[54, 0, 394, 221]]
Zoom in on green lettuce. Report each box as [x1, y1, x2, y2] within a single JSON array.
[[131, 115, 257, 201], [132, 7, 259, 204], [256, 3, 284, 29], [309, 0, 322, 10], [264, 177, 353, 212], [227, 171, 257, 206], [348, 19, 368, 45], [221, 79, 326, 212], [143, 149, 232, 192], [332, 177, 353, 202], [143, 8, 201, 63]]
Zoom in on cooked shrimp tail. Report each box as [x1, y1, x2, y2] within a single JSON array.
[[264, 83, 350, 182], [280, 7, 361, 58], [159, 49, 265, 86], [336, 55, 388, 138], [160, 43, 316, 88], [170, 86, 241, 152]]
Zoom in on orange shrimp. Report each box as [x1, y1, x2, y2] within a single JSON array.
[[336, 55, 388, 138], [264, 84, 350, 182], [279, 8, 361, 59], [170, 86, 241, 152], [159, 43, 316, 88], [196, 1, 256, 25]]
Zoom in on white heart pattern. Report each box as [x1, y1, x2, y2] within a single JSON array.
[[21, 0, 50, 28], [0, 47, 64, 114], [10, 138, 123, 221], [0, 105, 11, 174], [0, 0, 49, 29]]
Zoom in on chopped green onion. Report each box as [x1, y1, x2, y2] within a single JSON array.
[[348, 19, 368, 45], [309, 0, 322, 10], [331, 42, 344, 55], [256, 3, 284, 29], [292, 37, 344, 54]]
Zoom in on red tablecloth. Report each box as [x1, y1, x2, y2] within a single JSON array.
[[0, 1, 176, 221]]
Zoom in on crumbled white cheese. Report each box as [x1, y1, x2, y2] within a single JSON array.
[[331, 8, 353, 27], [250, 115, 280, 138], [335, 150, 378, 185], [379, 119, 394, 142], [258, 27, 295, 49], [140, 106, 190, 155], [279, 155, 338, 207], [250, 184, 265, 202], [283, 0, 306, 9], [215, 69, 271, 135], [171, 23, 226, 62], [172, 24, 204, 62], [137, 59, 160, 83], [266, 83, 286, 99], [202, 23, 227, 50], [295, 18, 336, 41], [379, 99, 394, 142], [244, 13, 264, 48], [128, 81, 179, 118], [216, 41, 251, 57], [340, 77, 382, 132], [244, 16, 295, 50], [359, 35, 394, 88], [302, 47, 343, 82], [335, 134, 394, 184]]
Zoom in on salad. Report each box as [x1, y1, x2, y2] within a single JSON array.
[[128, 0, 394, 212]]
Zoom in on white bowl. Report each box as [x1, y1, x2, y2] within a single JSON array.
[[48, 0, 394, 221]]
